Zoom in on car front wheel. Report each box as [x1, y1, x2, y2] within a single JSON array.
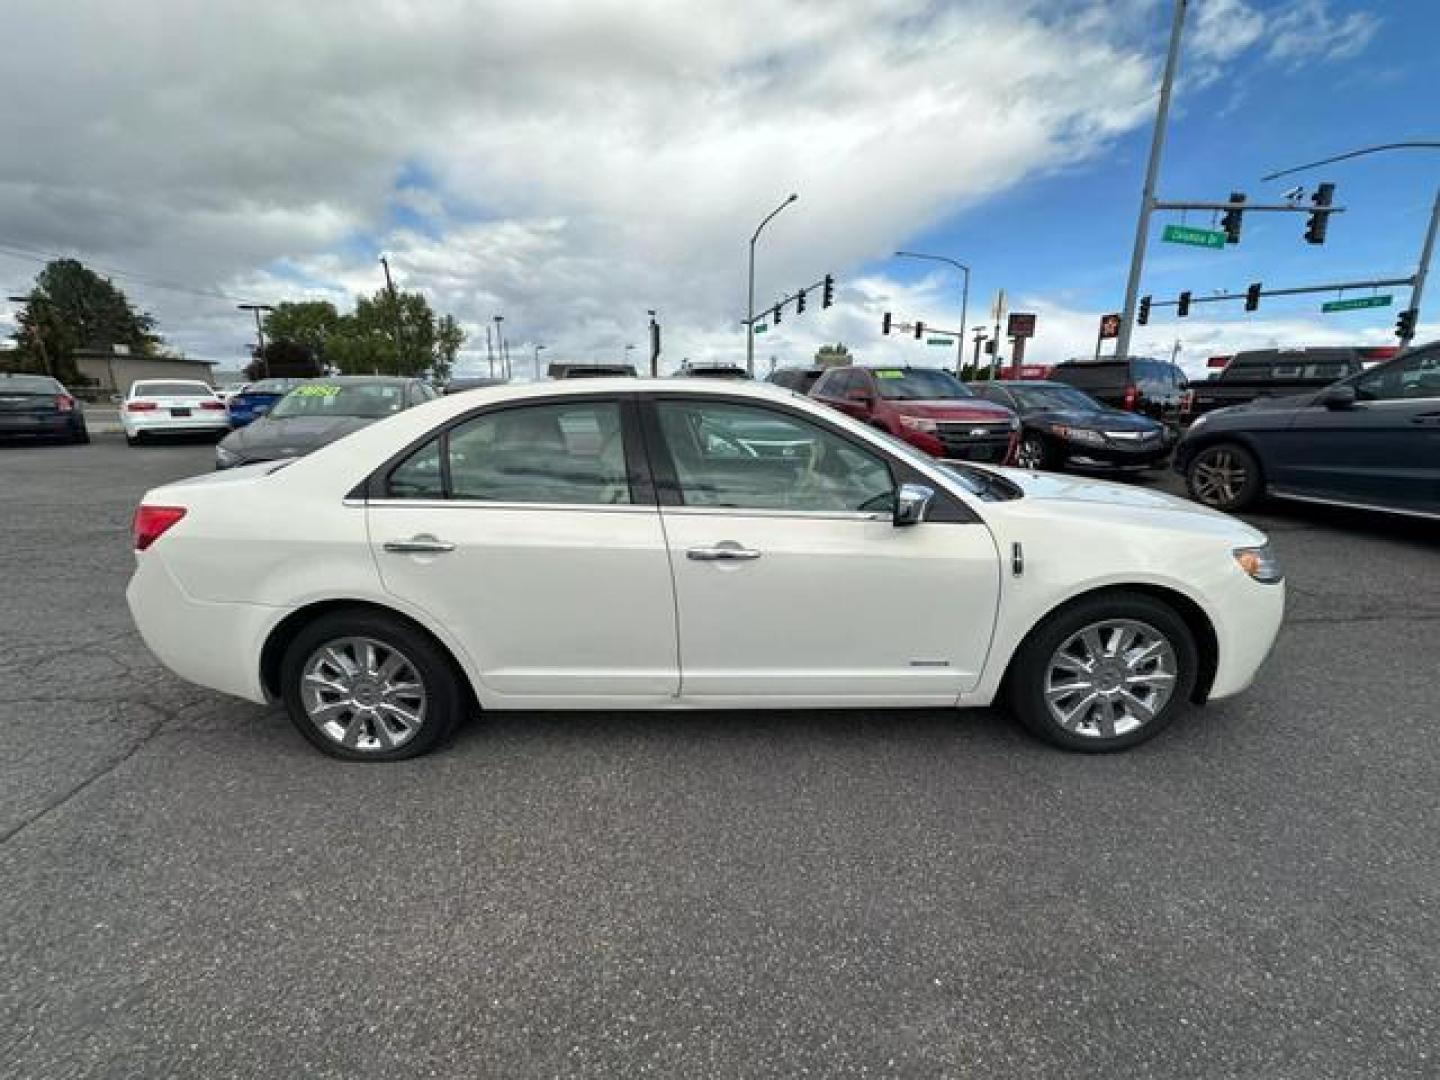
[[1186, 442, 1262, 511], [280, 611, 465, 761], [1015, 433, 1051, 470], [1006, 593, 1198, 752]]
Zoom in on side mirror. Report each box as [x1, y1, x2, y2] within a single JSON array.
[[1321, 384, 1357, 410], [893, 483, 934, 527]]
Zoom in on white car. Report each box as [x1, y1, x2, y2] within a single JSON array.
[[122, 379, 230, 445], [126, 380, 1284, 760]]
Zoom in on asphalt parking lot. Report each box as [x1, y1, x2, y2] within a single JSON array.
[[2, 435, 1438, 1079]]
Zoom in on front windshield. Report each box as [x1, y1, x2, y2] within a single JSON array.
[[1010, 385, 1103, 412], [873, 369, 973, 400], [270, 382, 407, 419]]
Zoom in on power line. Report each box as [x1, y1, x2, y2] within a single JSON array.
[[0, 240, 260, 305]]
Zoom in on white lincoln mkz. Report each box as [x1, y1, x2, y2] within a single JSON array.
[[126, 379, 1284, 760]]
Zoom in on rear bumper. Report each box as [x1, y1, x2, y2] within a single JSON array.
[[126, 553, 277, 704], [0, 414, 82, 437], [122, 411, 231, 437]]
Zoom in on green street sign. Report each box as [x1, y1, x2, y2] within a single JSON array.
[[926, 337, 954, 346], [1162, 224, 1227, 250], [753, 323, 768, 334], [1321, 294, 1392, 313]]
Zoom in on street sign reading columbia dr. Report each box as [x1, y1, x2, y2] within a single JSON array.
[[926, 337, 954, 346], [753, 323, 767, 334], [1321, 295, 1392, 313], [1162, 224, 1227, 250]]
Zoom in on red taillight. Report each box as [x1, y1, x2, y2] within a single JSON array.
[[55, 394, 75, 412], [132, 505, 187, 551], [1122, 384, 1138, 410], [126, 400, 158, 412], [200, 400, 225, 411], [1180, 390, 1194, 415]]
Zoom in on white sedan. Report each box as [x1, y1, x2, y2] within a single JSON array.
[[122, 379, 230, 445], [126, 380, 1284, 760]]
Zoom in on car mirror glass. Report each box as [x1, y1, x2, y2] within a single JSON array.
[[1322, 385, 1357, 410]]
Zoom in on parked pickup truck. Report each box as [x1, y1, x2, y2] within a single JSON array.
[[1184, 345, 1397, 419]]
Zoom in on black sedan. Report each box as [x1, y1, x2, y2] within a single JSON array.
[[215, 376, 438, 469], [969, 380, 1169, 471], [0, 373, 89, 444], [1176, 341, 1440, 519]]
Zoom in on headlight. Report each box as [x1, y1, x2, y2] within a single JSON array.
[[215, 444, 241, 468], [1233, 544, 1283, 584], [898, 415, 937, 434], [1050, 423, 1106, 446]]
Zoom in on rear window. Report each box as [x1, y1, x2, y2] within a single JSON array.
[[0, 374, 62, 394], [769, 369, 823, 394], [132, 381, 214, 397], [1050, 363, 1126, 389]]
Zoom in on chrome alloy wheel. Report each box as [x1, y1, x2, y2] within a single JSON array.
[[1191, 448, 1248, 507], [1016, 435, 1046, 470], [1043, 619, 1177, 739], [299, 637, 427, 752]]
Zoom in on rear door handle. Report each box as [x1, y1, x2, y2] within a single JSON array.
[[383, 535, 456, 554], [686, 542, 761, 562]]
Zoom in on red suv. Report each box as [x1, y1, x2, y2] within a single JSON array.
[[810, 365, 1019, 464]]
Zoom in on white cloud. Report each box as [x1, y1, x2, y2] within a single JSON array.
[[1265, 0, 1383, 66]]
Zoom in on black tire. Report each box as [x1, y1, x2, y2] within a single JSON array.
[[280, 610, 466, 761], [72, 425, 90, 445], [125, 432, 142, 447], [1015, 433, 1052, 470], [1185, 441, 1262, 511], [1005, 592, 1198, 753]]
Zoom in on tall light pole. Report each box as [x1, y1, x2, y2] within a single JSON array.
[[533, 343, 545, 380], [237, 303, 274, 377], [746, 193, 799, 376], [492, 315, 504, 378], [1115, 0, 1187, 364], [895, 251, 970, 374], [1263, 143, 1440, 346]]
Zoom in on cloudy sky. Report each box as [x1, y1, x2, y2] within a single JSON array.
[[0, 0, 1431, 377]]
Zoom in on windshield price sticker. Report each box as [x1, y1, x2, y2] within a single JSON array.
[[293, 384, 342, 398], [874, 370, 905, 379]]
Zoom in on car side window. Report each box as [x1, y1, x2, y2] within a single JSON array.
[[1354, 348, 1440, 402], [386, 400, 631, 504], [655, 400, 893, 514], [822, 369, 852, 397]]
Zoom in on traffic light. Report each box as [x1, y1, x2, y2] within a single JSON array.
[[796, 289, 806, 314], [914, 321, 924, 340], [1305, 182, 1335, 244], [1245, 282, 1262, 312], [1396, 307, 1417, 340], [1137, 295, 1151, 326], [881, 311, 892, 335], [822, 274, 835, 308], [1221, 191, 1246, 245], [773, 304, 782, 324], [1177, 290, 1192, 318]]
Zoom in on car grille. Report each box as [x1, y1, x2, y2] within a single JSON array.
[[934, 421, 1012, 463], [1103, 430, 1162, 447]]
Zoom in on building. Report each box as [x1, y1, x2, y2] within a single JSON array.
[[71, 347, 216, 397]]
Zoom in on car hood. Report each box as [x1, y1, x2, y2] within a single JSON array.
[[1025, 407, 1159, 431], [888, 399, 1014, 421], [983, 466, 1266, 543], [221, 414, 378, 458]]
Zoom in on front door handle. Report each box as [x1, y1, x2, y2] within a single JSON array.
[[383, 535, 456, 554], [686, 541, 761, 562]]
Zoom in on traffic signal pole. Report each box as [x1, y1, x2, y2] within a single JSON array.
[[1115, 0, 1186, 364]]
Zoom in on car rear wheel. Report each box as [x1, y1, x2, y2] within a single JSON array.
[[125, 432, 142, 447], [1006, 593, 1198, 752], [1186, 442, 1262, 511], [280, 611, 465, 761]]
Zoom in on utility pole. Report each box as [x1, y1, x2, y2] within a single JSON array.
[[648, 309, 660, 377], [1115, 0, 1187, 363], [485, 324, 494, 377], [493, 315, 504, 378], [503, 337, 511, 380], [1407, 187, 1439, 345], [379, 256, 405, 370], [746, 193, 799, 376], [533, 344, 546, 380], [237, 303, 274, 377], [971, 326, 987, 371]]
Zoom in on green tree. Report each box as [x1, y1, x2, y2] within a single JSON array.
[[7, 259, 161, 381], [262, 301, 341, 363], [327, 288, 463, 382], [814, 342, 853, 368]]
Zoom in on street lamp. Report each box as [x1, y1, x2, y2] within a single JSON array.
[[746, 192, 799, 376], [895, 251, 970, 376], [533, 343, 546, 381], [492, 315, 505, 379], [237, 303, 274, 377]]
